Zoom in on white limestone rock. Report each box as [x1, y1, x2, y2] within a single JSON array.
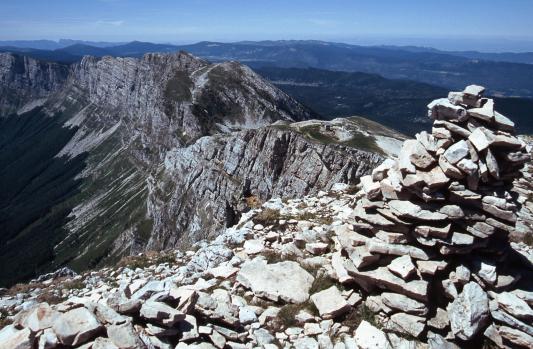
[[387, 255, 417, 280], [354, 320, 392, 349], [237, 258, 314, 303], [52, 307, 104, 346], [443, 140, 470, 165], [310, 286, 351, 319], [447, 282, 489, 340]]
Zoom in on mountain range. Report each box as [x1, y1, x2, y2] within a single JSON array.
[[2, 40, 533, 97]]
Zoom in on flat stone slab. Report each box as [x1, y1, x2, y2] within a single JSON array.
[[237, 258, 314, 304], [344, 264, 429, 302], [388, 200, 448, 221], [140, 301, 186, 327], [310, 286, 351, 319], [381, 292, 428, 316]]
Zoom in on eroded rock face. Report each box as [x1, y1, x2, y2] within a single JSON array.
[[152, 127, 382, 248], [0, 53, 68, 115]]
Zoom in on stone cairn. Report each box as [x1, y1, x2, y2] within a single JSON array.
[[348, 85, 532, 345]]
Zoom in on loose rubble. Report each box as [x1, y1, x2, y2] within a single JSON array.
[[0, 85, 532, 348]]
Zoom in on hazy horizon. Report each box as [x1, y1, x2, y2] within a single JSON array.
[[2, 0, 533, 52]]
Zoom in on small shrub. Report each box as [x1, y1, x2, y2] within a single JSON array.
[[117, 255, 152, 270], [343, 303, 378, 329], [36, 292, 63, 305], [6, 282, 44, 296], [245, 195, 262, 209], [155, 253, 177, 266], [0, 309, 12, 330], [62, 279, 85, 291], [276, 301, 318, 329], [261, 250, 299, 264], [296, 211, 316, 221], [309, 273, 338, 294], [253, 209, 281, 226]]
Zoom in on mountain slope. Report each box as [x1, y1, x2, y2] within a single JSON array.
[[0, 52, 383, 287]]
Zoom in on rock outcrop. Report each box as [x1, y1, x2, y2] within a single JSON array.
[[0, 53, 68, 115]]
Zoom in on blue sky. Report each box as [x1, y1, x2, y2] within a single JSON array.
[[1, 0, 533, 51]]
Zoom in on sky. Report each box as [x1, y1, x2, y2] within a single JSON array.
[[1, 0, 533, 52]]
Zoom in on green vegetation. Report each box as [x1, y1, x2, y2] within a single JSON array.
[[343, 303, 378, 329], [0, 107, 86, 287], [277, 302, 318, 328], [257, 67, 533, 136], [0, 309, 12, 330], [309, 273, 340, 294], [164, 71, 193, 116], [117, 254, 152, 270]]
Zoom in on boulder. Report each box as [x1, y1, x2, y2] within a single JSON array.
[[360, 175, 382, 200], [497, 292, 533, 321], [243, 239, 265, 255], [468, 98, 494, 122], [381, 292, 428, 316], [0, 325, 33, 349], [354, 321, 392, 349], [140, 301, 186, 327], [345, 265, 429, 301], [464, 85, 485, 97], [310, 286, 351, 319], [389, 313, 426, 337], [447, 282, 489, 340], [107, 322, 144, 349], [368, 240, 431, 260], [498, 325, 533, 348], [52, 307, 104, 346], [387, 255, 417, 280], [19, 302, 60, 332], [91, 338, 120, 349], [408, 140, 436, 169], [443, 140, 470, 165], [237, 258, 314, 303], [428, 98, 468, 122], [388, 200, 448, 221]]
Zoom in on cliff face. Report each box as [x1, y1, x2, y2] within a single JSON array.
[[146, 126, 383, 250], [0, 52, 388, 286], [0, 53, 68, 115]]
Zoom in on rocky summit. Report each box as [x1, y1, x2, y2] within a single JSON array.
[[0, 86, 532, 348]]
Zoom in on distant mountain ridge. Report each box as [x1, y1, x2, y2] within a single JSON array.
[[255, 66, 533, 136], [2, 40, 533, 97]]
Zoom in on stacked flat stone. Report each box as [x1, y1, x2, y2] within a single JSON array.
[[344, 85, 532, 346]]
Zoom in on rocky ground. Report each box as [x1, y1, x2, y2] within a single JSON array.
[[0, 184, 531, 349], [1, 86, 533, 349]]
